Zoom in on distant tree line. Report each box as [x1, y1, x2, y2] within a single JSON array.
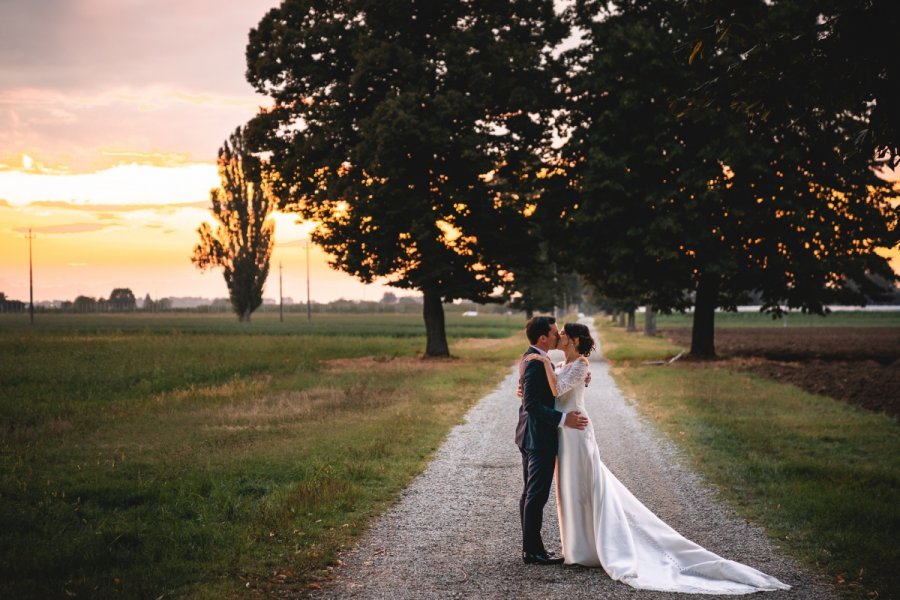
[[0, 288, 139, 313], [0, 292, 26, 313], [1, 289, 554, 316]]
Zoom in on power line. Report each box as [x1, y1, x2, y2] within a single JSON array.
[[306, 240, 312, 322], [27, 228, 35, 325]]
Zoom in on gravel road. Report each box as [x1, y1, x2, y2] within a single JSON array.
[[312, 322, 837, 599]]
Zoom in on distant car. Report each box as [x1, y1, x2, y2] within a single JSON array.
[[462, 310, 478, 317]]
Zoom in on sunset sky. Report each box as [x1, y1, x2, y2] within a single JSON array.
[[1, 2, 897, 306], [0, 0, 395, 304]]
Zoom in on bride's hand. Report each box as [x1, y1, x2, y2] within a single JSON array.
[[524, 354, 548, 364]]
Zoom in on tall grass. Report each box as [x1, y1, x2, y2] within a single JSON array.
[[596, 321, 900, 599], [0, 313, 523, 598]]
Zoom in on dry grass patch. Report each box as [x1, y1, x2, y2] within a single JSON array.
[[322, 355, 459, 370], [152, 374, 273, 409], [200, 388, 344, 428], [453, 336, 521, 351]]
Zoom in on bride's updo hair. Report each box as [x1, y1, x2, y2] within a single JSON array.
[[563, 323, 596, 357]]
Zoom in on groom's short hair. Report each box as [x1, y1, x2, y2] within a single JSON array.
[[526, 316, 556, 345]]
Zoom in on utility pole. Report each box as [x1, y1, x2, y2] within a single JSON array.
[[306, 239, 312, 322], [27, 228, 35, 325], [279, 261, 284, 322]]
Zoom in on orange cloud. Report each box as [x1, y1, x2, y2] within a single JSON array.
[[30, 200, 208, 213], [13, 223, 111, 234]]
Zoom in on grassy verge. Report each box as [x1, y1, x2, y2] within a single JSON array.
[[645, 309, 900, 328], [596, 320, 900, 600], [0, 314, 523, 598]]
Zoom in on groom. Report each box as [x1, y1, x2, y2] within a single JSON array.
[[516, 316, 589, 565]]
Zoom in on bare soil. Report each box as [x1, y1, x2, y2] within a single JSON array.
[[663, 327, 900, 419]]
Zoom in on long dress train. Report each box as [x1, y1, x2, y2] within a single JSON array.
[[553, 359, 790, 594]]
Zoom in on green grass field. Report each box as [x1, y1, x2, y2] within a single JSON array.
[[0, 310, 523, 337], [0, 312, 523, 598], [650, 308, 900, 328], [5, 310, 897, 598], [597, 320, 900, 600]]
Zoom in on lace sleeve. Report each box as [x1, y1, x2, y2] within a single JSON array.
[[555, 359, 588, 396]]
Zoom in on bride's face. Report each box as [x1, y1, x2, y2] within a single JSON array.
[[559, 329, 573, 351]]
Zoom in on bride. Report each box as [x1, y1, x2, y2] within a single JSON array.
[[523, 322, 790, 594]]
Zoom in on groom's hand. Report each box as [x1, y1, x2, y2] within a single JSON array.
[[564, 411, 589, 430], [584, 371, 592, 387]]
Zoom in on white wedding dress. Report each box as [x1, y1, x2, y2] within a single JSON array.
[[553, 359, 790, 594]]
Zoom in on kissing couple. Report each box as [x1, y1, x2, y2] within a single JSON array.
[[515, 316, 790, 594]]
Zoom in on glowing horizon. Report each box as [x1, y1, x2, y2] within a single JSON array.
[[0, 158, 397, 304]]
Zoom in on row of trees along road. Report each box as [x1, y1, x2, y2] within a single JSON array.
[[207, 0, 897, 356], [541, 0, 899, 356]]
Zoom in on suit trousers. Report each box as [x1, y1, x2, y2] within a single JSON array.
[[519, 446, 556, 555]]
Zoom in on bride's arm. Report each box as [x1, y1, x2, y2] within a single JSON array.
[[555, 357, 590, 396], [523, 355, 558, 396]]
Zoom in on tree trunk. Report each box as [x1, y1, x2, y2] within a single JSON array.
[[423, 288, 450, 357], [617, 312, 626, 327], [240, 306, 252, 323], [644, 305, 657, 337], [626, 310, 637, 332], [690, 273, 719, 358]]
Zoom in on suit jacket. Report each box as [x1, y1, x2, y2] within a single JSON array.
[[515, 346, 563, 452]]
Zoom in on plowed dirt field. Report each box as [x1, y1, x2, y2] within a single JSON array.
[[663, 327, 900, 419]]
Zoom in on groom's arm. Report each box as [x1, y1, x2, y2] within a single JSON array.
[[522, 359, 564, 427]]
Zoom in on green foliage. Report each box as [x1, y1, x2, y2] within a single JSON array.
[[685, 0, 900, 167], [193, 126, 275, 323], [244, 0, 566, 354], [0, 313, 522, 598], [554, 0, 898, 356], [599, 321, 900, 599]]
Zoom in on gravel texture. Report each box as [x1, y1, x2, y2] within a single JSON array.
[[311, 322, 837, 599]]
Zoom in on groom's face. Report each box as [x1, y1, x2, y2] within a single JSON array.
[[548, 324, 560, 349]]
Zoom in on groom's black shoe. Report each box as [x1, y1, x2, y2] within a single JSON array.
[[522, 552, 564, 566]]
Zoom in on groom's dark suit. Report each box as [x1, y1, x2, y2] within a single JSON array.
[[515, 346, 564, 556]]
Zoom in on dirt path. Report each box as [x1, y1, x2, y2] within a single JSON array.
[[311, 323, 836, 599]]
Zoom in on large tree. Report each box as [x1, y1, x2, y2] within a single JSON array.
[[107, 288, 136, 312], [554, 0, 897, 357], [192, 126, 275, 323], [684, 0, 900, 168], [244, 0, 565, 356]]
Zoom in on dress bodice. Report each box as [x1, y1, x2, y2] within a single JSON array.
[[554, 360, 589, 412]]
